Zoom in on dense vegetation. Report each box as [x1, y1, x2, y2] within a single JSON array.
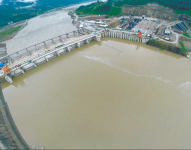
[[108, 6, 121, 16], [0, 0, 93, 27], [76, 0, 191, 17], [76, 2, 111, 15], [114, 0, 191, 14], [179, 41, 188, 56], [146, 39, 187, 56], [183, 32, 191, 38], [0, 26, 21, 41], [76, 2, 121, 16]]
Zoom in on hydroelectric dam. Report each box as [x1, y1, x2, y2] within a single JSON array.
[[0, 28, 150, 84]]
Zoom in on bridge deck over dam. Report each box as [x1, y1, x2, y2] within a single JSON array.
[[0, 28, 149, 84]]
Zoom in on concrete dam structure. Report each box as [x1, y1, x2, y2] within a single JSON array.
[[101, 29, 150, 43], [0, 28, 149, 84]]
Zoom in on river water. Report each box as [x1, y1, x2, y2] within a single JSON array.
[[2, 38, 191, 149]]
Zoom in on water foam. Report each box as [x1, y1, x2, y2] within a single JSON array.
[[78, 52, 171, 83], [180, 82, 191, 88]]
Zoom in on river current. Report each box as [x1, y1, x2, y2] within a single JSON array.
[[2, 38, 191, 149]]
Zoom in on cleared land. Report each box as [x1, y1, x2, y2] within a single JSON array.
[[132, 19, 158, 35]]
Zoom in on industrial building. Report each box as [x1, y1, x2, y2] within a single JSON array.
[[165, 28, 171, 35]]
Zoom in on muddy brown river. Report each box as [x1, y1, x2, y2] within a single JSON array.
[[2, 38, 191, 149]]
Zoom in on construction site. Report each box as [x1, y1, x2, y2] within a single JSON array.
[[77, 12, 191, 50]]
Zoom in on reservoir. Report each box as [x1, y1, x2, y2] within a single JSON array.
[[2, 37, 191, 149]]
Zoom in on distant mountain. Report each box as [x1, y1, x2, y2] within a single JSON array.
[[0, 0, 93, 27], [114, 0, 191, 11], [77, 0, 191, 19], [114, 0, 191, 20]]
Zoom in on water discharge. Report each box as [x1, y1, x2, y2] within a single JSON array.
[[2, 38, 191, 149]]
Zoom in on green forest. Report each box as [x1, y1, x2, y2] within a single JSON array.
[[183, 32, 191, 38], [76, 2, 121, 16], [76, 0, 191, 17]]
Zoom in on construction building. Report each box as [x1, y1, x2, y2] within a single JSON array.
[[165, 28, 171, 35]]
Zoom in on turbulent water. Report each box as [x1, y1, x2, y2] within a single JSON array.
[[2, 38, 191, 149]]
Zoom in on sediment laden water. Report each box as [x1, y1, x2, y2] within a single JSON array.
[[2, 38, 191, 149]]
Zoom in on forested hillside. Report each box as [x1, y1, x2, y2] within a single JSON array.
[[114, 0, 191, 15], [114, 0, 191, 10], [76, 0, 191, 17], [76, 2, 121, 16]]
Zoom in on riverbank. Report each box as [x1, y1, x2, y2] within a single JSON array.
[[146, 39, 188, 57], [0, 20, 28, 43], [0, 26, 22, 41], [0, 85, 29, 149]]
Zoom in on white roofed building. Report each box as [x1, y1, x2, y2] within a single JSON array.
[[165, 29, 171, 35]]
